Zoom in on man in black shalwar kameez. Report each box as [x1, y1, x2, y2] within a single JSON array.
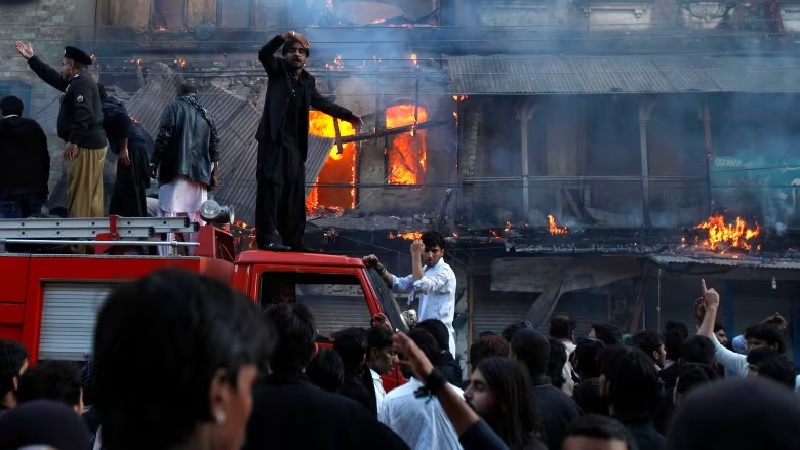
[[255, 31, 363, 252]]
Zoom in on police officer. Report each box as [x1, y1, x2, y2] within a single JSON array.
[[15, 42, 108, 218]]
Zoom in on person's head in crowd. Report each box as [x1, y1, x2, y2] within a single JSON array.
[[746, 347, 777, 376], [666, 377, 800, 450], [94, 268, 271, 450], [600, 345, 660, 417], [679, 335, 715, 365], [673, 363, 716, 407], [0, 400, 91, 450], [264, 303, 316, 376], [548, 338, 567, 389], [511, 329, 551, 380], [0, 339, 29, 410], [713, 322, 728, 347], [416, 319, 449, 356], [16, 361, 83, 414], [744, 323, 785, 354], [332, 327, 367, 373], [0, 95, 24, 117], [478, 331, 496, 338], [420, 231, 447, 269], [631, 330, 667, 369], [663, 321, 689, 363], [562, 414, 637, 450], [755, 354, 796, 390], [470, 335, 511, 371], [502, 320, 533, 343], [405, 328, 440, 379], [573, 337, 606, 379], [589, 324, 623, 346], [549, 314, 576, 343], [306, 348, 344, 393], [366, 326, 397, 376], [464, 357, 543, 450]]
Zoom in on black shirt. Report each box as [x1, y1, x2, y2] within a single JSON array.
[[100, 98, 147, 155], [280, 72, 303, 149]]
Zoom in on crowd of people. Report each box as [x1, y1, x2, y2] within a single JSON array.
[[1, 271, 799, 450]]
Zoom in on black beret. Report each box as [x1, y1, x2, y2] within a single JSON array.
[[0, 95, 23, 113], [64, 45, 92, 66]]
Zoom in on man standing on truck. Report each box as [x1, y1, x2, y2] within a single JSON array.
[[254, 31, 363, 252], [15, 42, 108, 218], [364, 231, 457, 355]]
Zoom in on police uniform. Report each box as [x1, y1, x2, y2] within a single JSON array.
[[26, 45, 108, 218]]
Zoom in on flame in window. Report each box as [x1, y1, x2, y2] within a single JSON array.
[[386, 105, 427, 186], [548, 215, 568, 235], [691, 215, 760, 251], [307, 111, 357, 212]]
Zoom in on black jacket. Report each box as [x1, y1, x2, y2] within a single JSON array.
[[243, 373, 410, 450], [100, 97, 149, 155], [339, 368, 375, 416], [28, 56, 107, 150], [436, 351, 463, 386], [0, 115, 50, 198], [256, 35, 355, 162], [530, 376, 582, 450], [152, 96, 219, 185]]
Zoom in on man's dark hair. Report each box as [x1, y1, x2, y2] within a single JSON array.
[[264, 303, 316, 375], [600, 345, 660, 415], [747, 347, 778, 366], [549, 314, 576, 341], [93, 268, 271, 450], [470, 335, 511, 369], [502, 320, 533, 343], [631, 330, 663, 358], [744, 323, 786, 354], [332, 327, 367, 369], [421, 231, 446, 251], [549, 338, 568, 389], [574, 337, 606, 379], [713, 322, 725, 333], [306, 348, 344, 393], [366, 326, 394, 354], [281, 38, 310, 56], [680, 335, 715, 365], [664, 321, 689, 361], [416, 319, 448, 354], [0, 95, 24, 116], [675, 363, 716, 397], [564, 414, 636, 450], [756, 355, 796, 390], [511, 329, 551, 378], [591, 323, 623, 346], [16, 361, 82, 408], [178, 82, 198, 95], [97, 83, 108, 101], [407, 328, 439, 364], [0, 339, 28, 397]]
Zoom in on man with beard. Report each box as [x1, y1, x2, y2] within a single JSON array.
[[255, 31, 363, 252]]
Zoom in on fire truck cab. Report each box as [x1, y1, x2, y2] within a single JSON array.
[[0, 215, 409, 388]]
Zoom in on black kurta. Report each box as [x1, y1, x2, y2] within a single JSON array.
[[101, 97, 150, 217]]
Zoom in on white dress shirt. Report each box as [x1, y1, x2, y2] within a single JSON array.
[[370, 368, 387, 412], [392, 258, 457, 355]]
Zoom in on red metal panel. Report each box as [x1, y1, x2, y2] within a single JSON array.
[[0, 255, 31, 303]]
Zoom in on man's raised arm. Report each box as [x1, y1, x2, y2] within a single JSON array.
[[16, 42, 69, 93]]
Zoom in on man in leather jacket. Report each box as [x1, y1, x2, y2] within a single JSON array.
[[149, 82, 219, 256], [255, 31, 363, 252]]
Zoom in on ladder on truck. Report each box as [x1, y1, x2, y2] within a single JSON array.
[[0, 215, 200, 254]]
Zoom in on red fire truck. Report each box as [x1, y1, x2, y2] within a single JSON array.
[[0, 211, 409, 388]]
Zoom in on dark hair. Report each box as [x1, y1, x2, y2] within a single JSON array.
[[332, 327, 367, 369], [416, 319, 448, 354], [675, 363, 716, 397], [664, 321, 689, 362], [470, 335, 511, 369], [0, 95, 24, 116], [681, 335, 715, 365], [264, 303, 316, 375], [281, 37, 309, 56], [502, 320, 533, 343], [93, 268, 271, 450], [744, 323, 786, 354], [0, 339, 28, 396], [511, 329, 551, 378], [756, 355, 796, 390], [747, 347, 779, 366], [549, 314, 576, 341], [713, 322, 725, 333], [421, 231, 446, 251], [16, 361, 82, 408], [97, 83, 108, 100], [306, 348, 344, 393], [574, 337, 606, 379], [632, 330, 663, 359], [548, 338, 567, 389], [600, 345, 660, 415], [366, 326, 394, 354], [475, 357, 543, 450], [564, 414, 635, 450], [479, 331, 497, 337], [591, 323, 623, 346], [178, 82, 198, 95], [407, 328, 439, 364]]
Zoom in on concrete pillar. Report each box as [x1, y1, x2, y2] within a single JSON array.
[[639, 98, 656, 228]]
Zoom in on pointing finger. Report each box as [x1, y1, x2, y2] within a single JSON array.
[[701, 279, 708, 293]]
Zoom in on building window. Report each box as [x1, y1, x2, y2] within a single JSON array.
[[153, 0, 187, 28], [107, 0, 265, 28], [386, 104, 428, 186], [219, 0, 252, 27]]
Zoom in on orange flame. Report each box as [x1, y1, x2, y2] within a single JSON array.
[[505, 220, 512, 231], [548, 215, 568, 235], [410, 53, 417, 66], [234, 220, 250, 229], [452, 95, 468, 101], [326, 54, 344, 71], [389, 231, 423, 240], [307, 111, 357, 212], [692, 215, 760, 251], [386, 105, 427, 185]]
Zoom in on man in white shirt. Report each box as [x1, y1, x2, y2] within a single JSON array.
[[379, 328, 464, 450], [365, 231, 457, 355], [365, 325, 398, 415]]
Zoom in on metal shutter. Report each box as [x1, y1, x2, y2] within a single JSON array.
[[40, 283, 116, 361], [296, 285, 373, 337], [473, 291, 536, 336]]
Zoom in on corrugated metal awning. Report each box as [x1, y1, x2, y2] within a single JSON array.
[[444, 54, 800, 94], [649, 255, 800, 270]]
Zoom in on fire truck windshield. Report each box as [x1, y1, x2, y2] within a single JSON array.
[[366, 268, 409, 334]]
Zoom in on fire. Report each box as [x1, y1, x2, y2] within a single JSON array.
[[692, 215, 760, 251], [452, 95, 468, 101], [386, 105, 428, 185], [548, 215, 568, 235], [389, 231, 423, 240], [410, 53, 417, 66], [505, 220, 512, 231], [373, 18, 387, 24], [234, 220, 250, 229], [326, 55, 344, 71], [307, 111, 357, 212]]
